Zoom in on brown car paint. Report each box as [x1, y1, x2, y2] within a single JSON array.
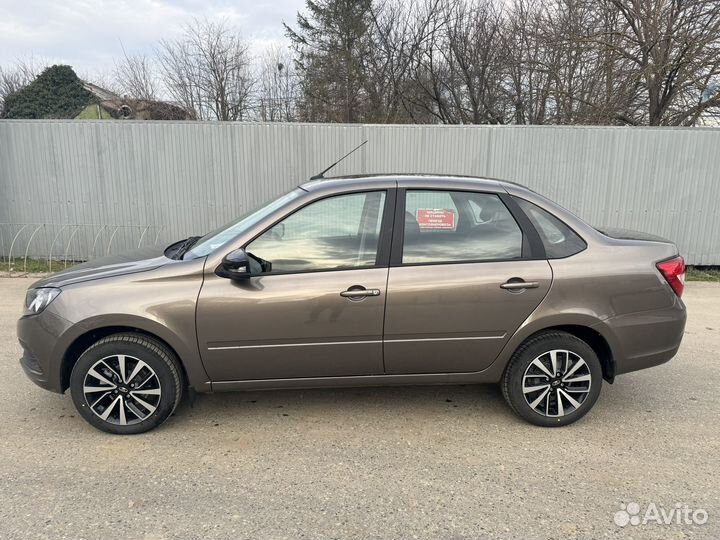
[[383, 260, 552, 374], [197, 267, 388, 380], [18, 175, 686, 396]]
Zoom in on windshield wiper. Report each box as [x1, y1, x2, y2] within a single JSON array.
[[165, 236, 201, 260], [175, 236, 202, 259]]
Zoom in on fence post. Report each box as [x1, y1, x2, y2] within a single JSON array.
[[8, 224, 31, 270], [63, 226, 81, 268], [91, 225, 107, 259], [137, 226, 150, 248], [106, 226, 120, 256], [23, 224, 45, 273], [48, 225, 70, 273]]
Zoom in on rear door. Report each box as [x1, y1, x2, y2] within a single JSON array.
[[383, 187, 552, 374]]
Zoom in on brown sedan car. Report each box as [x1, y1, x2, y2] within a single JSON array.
[[18, 175, 687, 434]]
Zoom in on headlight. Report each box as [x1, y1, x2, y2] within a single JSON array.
[[24, 288, 61, 315]]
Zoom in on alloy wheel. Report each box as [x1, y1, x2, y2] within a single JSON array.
[[521, 349, 592, 417], [82, 355, 162, 426]]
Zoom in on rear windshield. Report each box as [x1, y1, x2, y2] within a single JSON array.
[[513, 197, 586, 259]]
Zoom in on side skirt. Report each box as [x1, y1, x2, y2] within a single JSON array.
[[208, 366, 505, 393]]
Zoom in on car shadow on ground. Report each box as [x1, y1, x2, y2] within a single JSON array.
[[11, 376, 660, 435], [173, 383, 515, 427], [167, 375, 668, 433]]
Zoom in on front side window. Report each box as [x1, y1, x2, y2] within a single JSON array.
[[513, 197, 586, 258], [246, 191, 386, 273], [402, 190, 522, 264], [185, 189, 303, 259]]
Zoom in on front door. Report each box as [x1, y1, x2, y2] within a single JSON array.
[[383, 188, 552, 374], [197, 190, 392, 381]]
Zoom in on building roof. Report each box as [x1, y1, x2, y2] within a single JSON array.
[[80, 81, 195, 120]]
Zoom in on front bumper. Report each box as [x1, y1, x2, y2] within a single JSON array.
[[17, 308, 75, 393]]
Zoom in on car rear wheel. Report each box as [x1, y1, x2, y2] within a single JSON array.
[[502, 331, 603, 427], [70, 333, 183, 434]]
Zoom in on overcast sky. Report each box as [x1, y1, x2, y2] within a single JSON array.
[[0, 0, 306, 77]]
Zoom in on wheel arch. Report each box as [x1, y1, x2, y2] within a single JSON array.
[[60, 325, 190, 393], [520, 325, 615, 382], [491, 314, 618, 384]]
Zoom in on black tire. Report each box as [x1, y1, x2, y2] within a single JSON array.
[[502, 331, 603, 427], [70, 333, 183, 434]]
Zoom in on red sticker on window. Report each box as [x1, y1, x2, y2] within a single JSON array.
[[416, 209, 456, 230]]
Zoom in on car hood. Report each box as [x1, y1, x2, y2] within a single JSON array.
[[32, 245, 172, 289]]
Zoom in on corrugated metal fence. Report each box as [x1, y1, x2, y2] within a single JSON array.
[[0, 120, 718, 264]]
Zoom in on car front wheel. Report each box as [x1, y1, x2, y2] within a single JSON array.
[[70, 333, 183, 434], [502, 331, 603, 427]]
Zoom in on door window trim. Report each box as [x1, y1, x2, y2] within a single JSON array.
[[234, 188, 397, 277], [389, 188, 546, 267]]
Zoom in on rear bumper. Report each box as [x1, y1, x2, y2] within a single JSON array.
[[595, 298, 687, 376], [17, 309, 75, 393]]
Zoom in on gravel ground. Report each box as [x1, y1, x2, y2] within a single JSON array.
[[0, 277, 718, 540]]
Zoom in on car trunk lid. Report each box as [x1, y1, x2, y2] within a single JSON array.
[[595, 227, 674, 244]]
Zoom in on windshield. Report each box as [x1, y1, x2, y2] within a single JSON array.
[[183, 189, 303, 259]]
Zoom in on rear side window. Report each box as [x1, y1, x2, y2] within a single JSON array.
[[513, 197, 586, 259], [402, 190, 523, 264]]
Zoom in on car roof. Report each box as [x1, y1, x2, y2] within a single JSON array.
[[300, 174, 528, 194]]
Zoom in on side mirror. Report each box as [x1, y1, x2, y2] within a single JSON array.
[[216, 249, 252, 280]]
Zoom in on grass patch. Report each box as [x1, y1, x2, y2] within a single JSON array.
[[686, 266, 720, 282], [0, 259, 78, 274]]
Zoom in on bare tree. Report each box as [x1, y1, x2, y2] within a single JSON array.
[[158, 19, 254, 120], [516, 0, 623, 125], [441, 0, 507, 123], [157, 38, 204, 117], [597, 0, 720, 125], [397, 0, 720, 125], [545, 0, 630, 124], [398, 0, 458, 123], [501, 0, 554, 124], [8, 1, 719, 126], [78, 67, 122, 96], [0, 57, 46, 112], [114, 44, 157, 100], [256, 46, 299, 122], [366, 0, 441, 123]]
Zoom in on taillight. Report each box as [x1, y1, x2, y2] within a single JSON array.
[[656, 256, 685, 297]]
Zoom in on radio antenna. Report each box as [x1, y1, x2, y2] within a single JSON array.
[[310, 140, 368, 180]]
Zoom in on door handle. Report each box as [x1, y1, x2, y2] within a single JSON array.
[[340, 287, 381, 299], [500, 280, 539, 290]]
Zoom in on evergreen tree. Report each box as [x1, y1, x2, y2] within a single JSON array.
[[1, 65, 94, 119], [284, 0, 374, 123]]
